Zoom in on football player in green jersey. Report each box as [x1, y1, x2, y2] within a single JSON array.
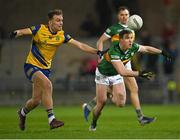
[[88, 29, 171, 131], [84, 6, 152, 126]]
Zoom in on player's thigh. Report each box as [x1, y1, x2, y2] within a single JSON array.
[[112, 83, 126, 101], [32, 71, 52, 90], [124, 77, 138, 92], [96, 83, 108, 104]]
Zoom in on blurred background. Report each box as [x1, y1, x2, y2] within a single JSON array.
[[0, 0, 180, 105]]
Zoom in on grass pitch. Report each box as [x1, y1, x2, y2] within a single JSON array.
[[0, 105, 180, 139]]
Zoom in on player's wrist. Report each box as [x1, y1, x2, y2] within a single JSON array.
[[97, 50, 103, 59], [10, 31, 17, 39]]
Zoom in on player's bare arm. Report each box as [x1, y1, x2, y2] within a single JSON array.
[[68, 39, 97, 54], [112, 60, 139, 77], [96, 34, 110, 51], [139, 45, 162, 54], [10, 28, 32, 38], [112, 60, 154, 80], [139, 45, 172, 60]]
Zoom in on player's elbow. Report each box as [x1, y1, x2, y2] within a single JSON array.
[[96, 40, 101, 46], [77, 42, 84, 50], [96, 39, 103, 48]]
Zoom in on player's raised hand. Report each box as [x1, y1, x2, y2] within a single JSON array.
[[10, 31, 17, 39], [162, 49, 173, 61], [139, 70, 155, 80]]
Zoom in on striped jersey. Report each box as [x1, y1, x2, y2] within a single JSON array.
[[26, 24, 72, 69], [98, 42, 140, 76]]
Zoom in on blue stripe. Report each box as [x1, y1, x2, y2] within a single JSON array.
[[48, 113, 54, 118], [64, 33, 71, 43], [24, 63, 51, 82], [32, 42, 46, 61], [31, 25, 41, 35], [31, 44, 48, 67]]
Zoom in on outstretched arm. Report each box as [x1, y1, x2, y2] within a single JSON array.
[[112, 60, 154, 80], [112, 60, 139, 77], [10, 28, 32, 38], [139, 45, 172, 60], [139, 45, 162, 54], [68, 39, 97, 54]]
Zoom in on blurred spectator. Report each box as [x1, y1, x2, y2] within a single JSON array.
[[162, 41, 178, 104], [162, 0, 175, 22], [140, 30, 159, 74], [112, 0, 139, 14], [95, 0, 112, 33], [162, 22, 176, 47], [80, 13, 99, 37], [79, 57, 97, 77], [0, 26, 5, 63]]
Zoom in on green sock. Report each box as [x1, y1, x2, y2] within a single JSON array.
[[92, 111, 100, 126], [136, 109, 144, 118], [87, 98, 96, 111]]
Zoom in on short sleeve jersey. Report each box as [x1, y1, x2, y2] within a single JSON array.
[[104, 23, 135, 43], [26, 24, 73, 69], [98, 42, 140, 76]]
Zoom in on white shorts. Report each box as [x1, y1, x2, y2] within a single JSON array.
[[95, 61, 132, 86]]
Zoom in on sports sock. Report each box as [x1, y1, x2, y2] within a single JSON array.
[[21, 107, 30, 116], [92, 116, 97, 127], [135, 109, 144, 119], [87, 98, 96, 111], [46, 109, 55, 124]]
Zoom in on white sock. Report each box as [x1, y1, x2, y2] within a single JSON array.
[[48, 115, 55, 124], [21, 108, 26, 117]]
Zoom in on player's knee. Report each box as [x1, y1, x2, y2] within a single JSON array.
[[116, 101, 125, 107], [43, 80, 52, 90], [116, 93, 125, 107], [32, 98, 41, 106], [130, 85, 138, 93]]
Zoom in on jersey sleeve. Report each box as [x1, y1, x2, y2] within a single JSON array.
[[133, 43, 140, 52], [104, 26, 114, 38], [29, 25, 41, 35], [63, 33, 72, 43]]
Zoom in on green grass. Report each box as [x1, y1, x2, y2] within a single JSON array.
[[0, 105, 180, 139]]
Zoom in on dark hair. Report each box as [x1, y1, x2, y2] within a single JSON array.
[[48, 9, 63, 20], [118, 6, 130, 13], [119, 29, 133, 39]]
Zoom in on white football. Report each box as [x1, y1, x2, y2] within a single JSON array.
[[127, 15, 143, 30]]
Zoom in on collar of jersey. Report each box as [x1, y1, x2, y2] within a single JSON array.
[[118, 22, 128, 28], [48, 26, 58, 35], [118, 43, 129, 54]]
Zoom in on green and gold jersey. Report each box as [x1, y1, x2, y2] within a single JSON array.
[[98, 42, 140, 76], [104, 23, 135, 43]]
